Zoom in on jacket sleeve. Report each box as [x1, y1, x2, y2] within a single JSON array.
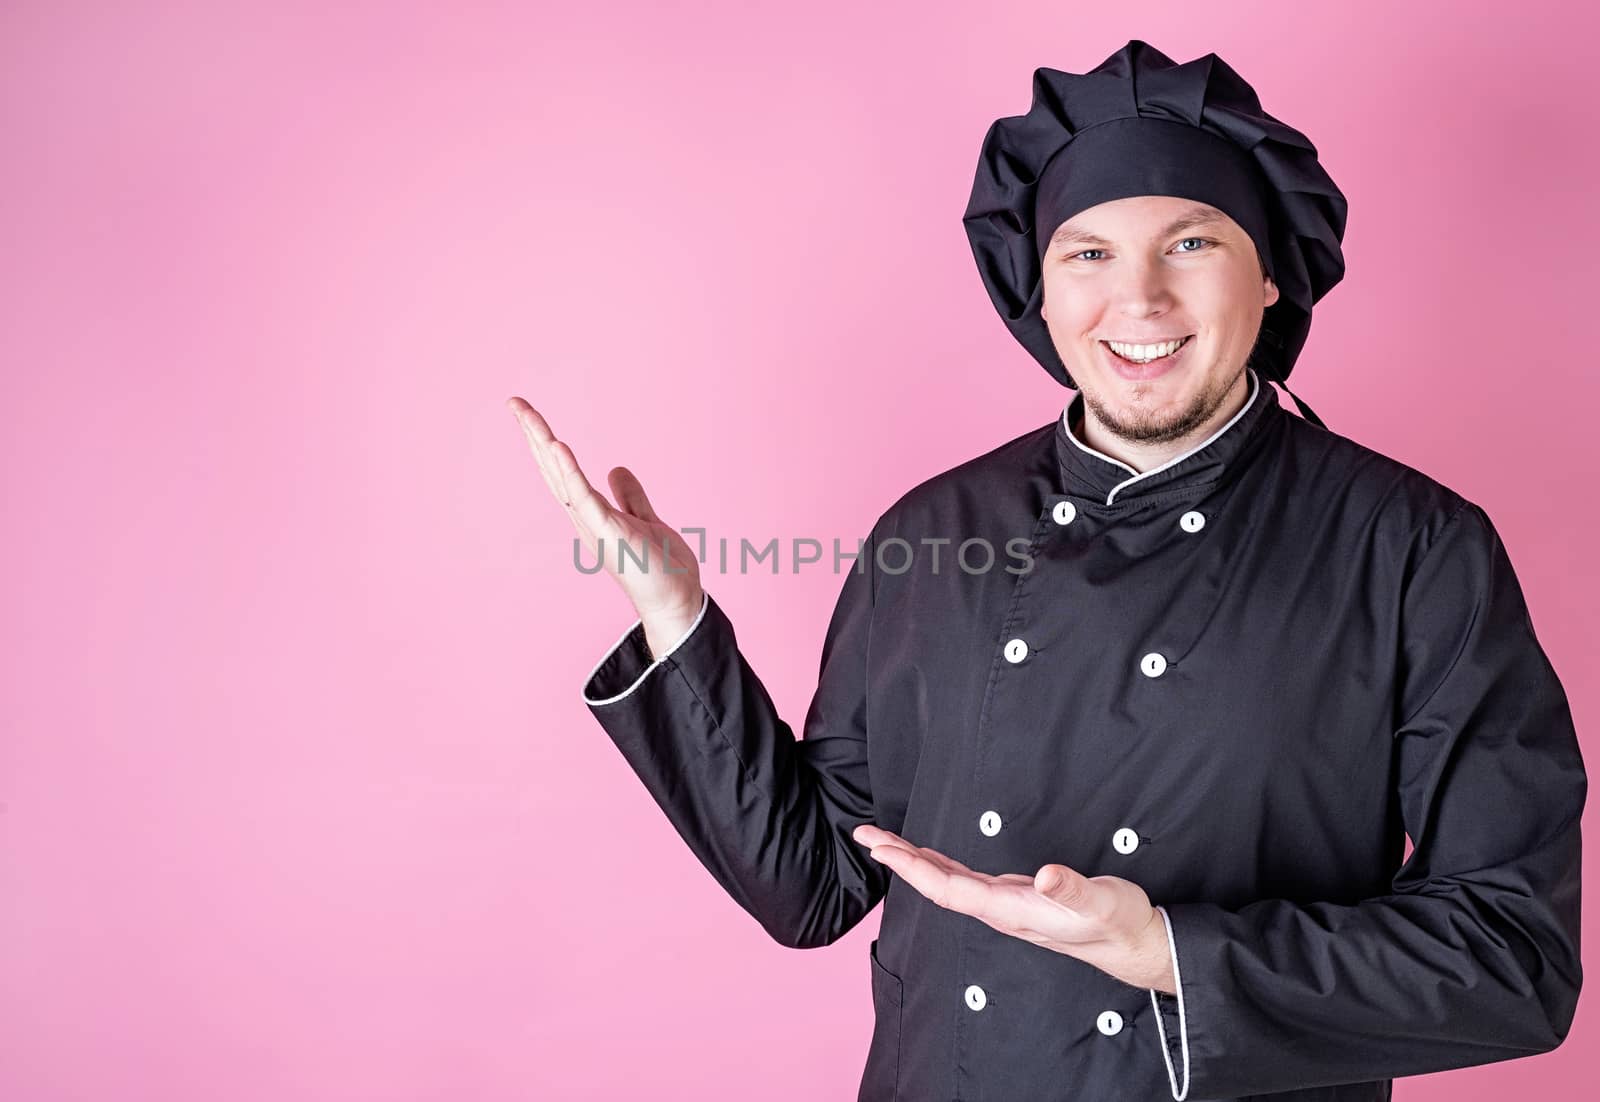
[[579, 523, 891, 950], [1147, 500, 1586, 1100]]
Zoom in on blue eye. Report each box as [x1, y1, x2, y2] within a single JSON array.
[[1067, 238, 1214, 262]]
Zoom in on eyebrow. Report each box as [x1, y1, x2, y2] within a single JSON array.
[[1048, 206, 1229, 252]]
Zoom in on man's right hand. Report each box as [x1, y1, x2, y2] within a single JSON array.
[[506, 396, 704, 656]]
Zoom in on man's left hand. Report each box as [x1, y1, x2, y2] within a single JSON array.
[[852, 824, 1177, 995]]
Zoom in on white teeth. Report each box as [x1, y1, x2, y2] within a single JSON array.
[[1106, 337, 1188, 362]]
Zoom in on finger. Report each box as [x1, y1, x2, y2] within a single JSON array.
[[869, 844, 997, 919], [507, 399, 574, 510], [506, 405, 605, 555], [867, 845, 954, 907], [1034, 863, 1093, 910], [860, 827, 985, 880], [548, 438, 624, 542], [608, 465, 662, 525], [871, 846, 1065, 938], [855, 829, 1087, 922], [856, 825, 927, 854], [506, 397, 556, 456], [853, 824, 893, 851]]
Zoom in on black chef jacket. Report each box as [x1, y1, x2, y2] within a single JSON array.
[[580, 367, 1585, 1101]]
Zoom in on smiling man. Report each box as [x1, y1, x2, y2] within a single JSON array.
[[516, 39, 1585, 1102], [1041, 195, 1274, 473]]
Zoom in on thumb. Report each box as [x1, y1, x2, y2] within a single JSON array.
[[609, 465, 662, 525], [1035, 863, 1089, 908]]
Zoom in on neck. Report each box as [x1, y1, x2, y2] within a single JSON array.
[[1071, 369, 1254, 474]]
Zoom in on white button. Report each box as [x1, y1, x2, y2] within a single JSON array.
[[1179, 510, 1205, 532], [1004, 638, 1029, 663], [1112, 827, 1140, 855], [1096, 1009, 1124, 1036], [964, 984, 988, 1011], [1052, 500, 1077, 525], [978, 810, 1003, 837], [1139, 652, 1167, 677]]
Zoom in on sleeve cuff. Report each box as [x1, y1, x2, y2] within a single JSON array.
[[581, 590, 711, 705], [1148, 904, 1191, 1101]]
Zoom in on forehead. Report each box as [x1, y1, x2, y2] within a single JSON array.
[[1047, 200, 1235, 250]]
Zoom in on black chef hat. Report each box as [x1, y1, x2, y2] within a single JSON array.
[[962, 40, 1348, 427]]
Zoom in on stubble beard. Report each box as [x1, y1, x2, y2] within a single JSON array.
[[1078, 357, 1247, 447]]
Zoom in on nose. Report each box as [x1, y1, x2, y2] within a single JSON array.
[[1109, 255, 1175, 318]]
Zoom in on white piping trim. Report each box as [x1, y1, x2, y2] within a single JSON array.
[[1061, 367, 1260, 506], [581, 589, 711, 706], [1148, 904, 1191, 1101]]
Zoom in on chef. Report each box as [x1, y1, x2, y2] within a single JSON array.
[[507, 40, 1585, 1102]]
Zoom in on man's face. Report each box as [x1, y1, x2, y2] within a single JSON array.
[[1040, 195, 1279, 445]]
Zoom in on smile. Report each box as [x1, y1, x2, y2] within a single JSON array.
[[1097, 335, 1194, 381], [1101, 336, 1193, 364]]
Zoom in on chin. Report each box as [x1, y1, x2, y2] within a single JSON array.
[[1083, 366, 1196, 406]]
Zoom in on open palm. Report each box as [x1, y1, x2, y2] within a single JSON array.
[[507, 397, 703, 633]]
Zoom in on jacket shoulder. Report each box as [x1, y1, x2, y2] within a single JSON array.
[[872, 420, 1055, 532], [1281, 412, 1477, 541]]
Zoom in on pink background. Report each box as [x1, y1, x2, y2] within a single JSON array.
[[3, 2, 1595, 1098]]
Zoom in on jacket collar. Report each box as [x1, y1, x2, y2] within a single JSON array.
[[1054, 367, 1282, 506]]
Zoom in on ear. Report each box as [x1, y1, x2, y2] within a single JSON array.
[[1041, 302, 1048, 322], [1264, 277, 1280, 308]]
